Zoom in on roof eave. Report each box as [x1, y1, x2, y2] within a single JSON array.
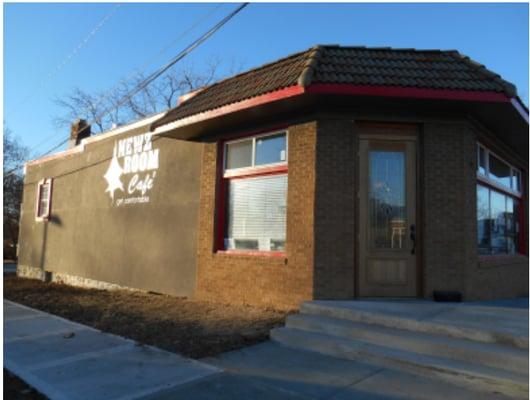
[[151, 84, 524, 139]]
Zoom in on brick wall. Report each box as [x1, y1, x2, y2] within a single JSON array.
[[423, 122, 477, 297], [313, 119, 356, 299], [195, 121, 317, 309], [423, 122, 528, 300]]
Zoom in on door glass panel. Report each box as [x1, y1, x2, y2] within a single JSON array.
[[369, 150, 406, 249]]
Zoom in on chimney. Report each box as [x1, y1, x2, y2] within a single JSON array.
[[178, 87, 204, 105], [68, 119, 91, 148]]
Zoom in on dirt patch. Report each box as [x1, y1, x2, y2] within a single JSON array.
[[4, 370, 47, 400], [4, 275, 292, 359]]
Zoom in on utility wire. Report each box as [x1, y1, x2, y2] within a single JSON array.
[[5, 4, 121, 117], [92, 3, 224, 111], [24, 3, 223, 157], [93, 2, 248, 128], [5, 2, 249, 177]]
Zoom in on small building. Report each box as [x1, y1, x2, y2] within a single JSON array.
[[18, 45, 529, 308]]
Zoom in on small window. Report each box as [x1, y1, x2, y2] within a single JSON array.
[[36, 178, 53, 220], [226, 140, 252, 170], [225, 132, 287, 171], [476, 144, 522, 194], [488, 154, 511, 188], [255, 133, 287, 166]]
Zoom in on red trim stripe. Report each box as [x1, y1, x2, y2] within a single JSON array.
[[224, 165, 288, 179], [305, 83, 511, 103]]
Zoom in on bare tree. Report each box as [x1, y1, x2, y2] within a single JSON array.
[[3, 125, 29, 260], [54, 56, 228, 133], [54, 88, 109, 133]]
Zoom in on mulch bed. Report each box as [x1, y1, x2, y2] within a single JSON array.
[[4, 275, 292, 359], [4, 276, 293, 400]]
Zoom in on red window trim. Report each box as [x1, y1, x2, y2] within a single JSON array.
[[35, 178, 53, 221], [223, 164, 288, 179], [215, 130, 288, 254]]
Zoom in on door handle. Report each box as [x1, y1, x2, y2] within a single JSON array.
[[410, 224, 416, 255]]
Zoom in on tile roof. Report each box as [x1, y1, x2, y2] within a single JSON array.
[[152, 45, 517, 129]]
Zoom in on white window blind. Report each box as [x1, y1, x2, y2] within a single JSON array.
[[225, 174, 287, 251]]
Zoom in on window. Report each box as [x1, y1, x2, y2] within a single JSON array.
[[36, 178, 53, 220], [477, 185, 519, 255], [477, 144, 522, 195], [221, 131, 288, 253], [476, 144, 524, 255]]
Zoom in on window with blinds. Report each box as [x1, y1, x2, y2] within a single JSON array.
[[222, 131, 288, 253], [225, 174, 287, 251]]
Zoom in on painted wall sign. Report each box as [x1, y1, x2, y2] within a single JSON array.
[[103, 133, 159, 206]]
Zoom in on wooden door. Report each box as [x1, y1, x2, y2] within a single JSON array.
[[358, 134, 417, 297]]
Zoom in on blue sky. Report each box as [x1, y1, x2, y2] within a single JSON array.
[[4, 2, 529, 157]]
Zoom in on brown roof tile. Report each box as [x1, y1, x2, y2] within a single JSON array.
[[152, 45, 517, 129]]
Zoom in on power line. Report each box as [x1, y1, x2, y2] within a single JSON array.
[[5, 2, 249, 178], [23, 3, 223, 157], [5, 4, 121, 117], [90, 3, 223, 114], [94, 3, 249, 128]]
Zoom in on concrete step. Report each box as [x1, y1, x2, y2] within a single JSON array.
[[285, 313, 528, 374], [271, 327, 529, 399], [301, 301, 529, 349]]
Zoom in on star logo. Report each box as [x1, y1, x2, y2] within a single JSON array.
[[104, 145, 124, 200]]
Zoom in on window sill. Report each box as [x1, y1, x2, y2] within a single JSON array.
[[478, 254, 528, 269], [216, 250, 286, 258]]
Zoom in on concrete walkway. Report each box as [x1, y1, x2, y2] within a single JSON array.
[[4, 300, 219, 400], [192, 342, 509, 400], [5, 299, 517, 399]]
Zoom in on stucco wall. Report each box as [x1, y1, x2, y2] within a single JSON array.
[[18, 125, 203, 297]]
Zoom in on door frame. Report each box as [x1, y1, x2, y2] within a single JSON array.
[[354, 121, 423, 298]]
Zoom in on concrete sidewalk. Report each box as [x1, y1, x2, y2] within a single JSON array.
[[4, 300, 219, 400], [4, 299, 520, 400]]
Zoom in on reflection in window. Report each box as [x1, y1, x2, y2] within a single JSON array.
[[225, 132, 287, 171], [477, 144, 521, 193], [478, 146, 487, 175], [369, 151, 406, 249], [488, 154, 511, 189], [477, 185, 491, 255], [477, 184, 518, 255], [255, 134, 286, 166]]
